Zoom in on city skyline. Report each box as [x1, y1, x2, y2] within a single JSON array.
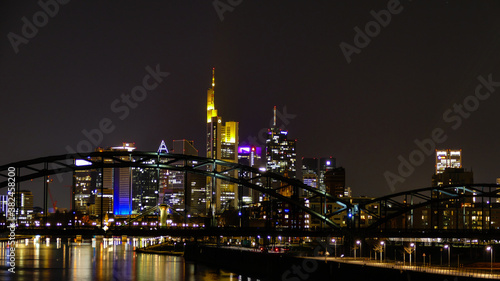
[[2, 1, 500, 210]]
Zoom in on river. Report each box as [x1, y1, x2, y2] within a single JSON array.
[[0, 237, 261, 281]]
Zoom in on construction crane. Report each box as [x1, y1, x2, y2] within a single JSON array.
[[48, 185, 57, 213], [43, 176, 57, 213], [30, 176, 57, 213]]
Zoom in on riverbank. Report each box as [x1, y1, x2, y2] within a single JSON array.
[[184, 245, 499, 281]]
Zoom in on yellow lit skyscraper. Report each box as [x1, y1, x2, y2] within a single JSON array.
[[206, 68, 239, 214]]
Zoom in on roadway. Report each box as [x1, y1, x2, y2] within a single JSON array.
[[304, 256, 500, 280]]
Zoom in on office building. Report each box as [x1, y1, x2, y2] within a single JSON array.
[[436, 149, 462, 174], [73, 169, 99, 214], [432, 168, 474, 187], [131, 141, 177, 214], [433, 149, 471, 187], [431, 149, 474, 228], [91, 188, 113, 217], [106, 143, 136, 215], [165, 140, 206, 218], [19, 190, 34, 224], [131, 165, 158, 214], [324, 167, 346, 197], [206, 69, 239, 213], [0, 195, 7, 216], [238, 145, 264, 204], [266, 106, 297, 178], [302, 157, 336, 192], [206, 69, 239, 212]]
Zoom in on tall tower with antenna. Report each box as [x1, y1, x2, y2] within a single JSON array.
[[266, 106, 297, 178], [206, 68, 239, 215]]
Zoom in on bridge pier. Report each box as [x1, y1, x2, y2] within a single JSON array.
[[159, 204, 169, 228]]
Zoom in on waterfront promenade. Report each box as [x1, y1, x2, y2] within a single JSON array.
[[305, 256, 500, 280]]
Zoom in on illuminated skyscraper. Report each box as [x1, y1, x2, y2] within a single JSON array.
[[206, 69, 239, 213], [436, 149, 462, 174], [74, 154, 105, 216], [97, 143, 136, 216], [75, 142, 162, 218], [18, 190, 33, 224], [302, 157, 336, 194], [166, 140, 206, 218], [266, 106, 297, 178], [73, 168, 99, 214], [131, 164, 158, 215], [238, 146, 264, 203], [431, 150, 473, 226], [433, 149, 471, 186]]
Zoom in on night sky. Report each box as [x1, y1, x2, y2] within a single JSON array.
[[1, 1, 500, 209]]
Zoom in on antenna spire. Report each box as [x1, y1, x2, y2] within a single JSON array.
[[212, 67, 215, 89], [273, 105, 277, 127]]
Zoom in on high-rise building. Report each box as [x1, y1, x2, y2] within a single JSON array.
[[0, 195, 8, 216], [81, 143, 136, 216], [238, 145, 264, 204], [266, 106, 297, 178], [92, 188, 113, 217], [131, 165, 158, 214], [173, 140, 206, 217], [173, 139, 198, 156], [107, 143, 136, 215], [324, 167, 346, 197], [74, 142, 168, 218], [431, 150, 473, 227], [301, 157, 336, 192], [432, 149, 472, 187], [431, 168, 473, 187], [238, 146, 262, 168], [131, 141, 170, 215], [73, 168, 99, 214], [165, 140, 206, 218], [206, 69, 239, 213], [19, 190, 33, 224], [436, 149, 462, 174]]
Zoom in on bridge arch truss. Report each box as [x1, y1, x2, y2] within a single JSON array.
[[0, 151, 353, 230]]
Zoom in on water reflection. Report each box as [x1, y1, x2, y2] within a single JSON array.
[[0, 238, 260, 281]]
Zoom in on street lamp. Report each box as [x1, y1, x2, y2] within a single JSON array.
[[356, 240, 361, 260], [354, 242, 357, 260], [332, 238, 336, 257], [409, 243, 415, 266], [444, 244, 450, 267], [380, 241, 385, 262], [487, 246, 493, 274]]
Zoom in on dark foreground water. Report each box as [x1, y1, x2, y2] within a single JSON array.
[[0, 237, 261, 281]]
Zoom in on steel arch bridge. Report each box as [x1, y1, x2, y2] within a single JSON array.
[[355, 184, 500, 234], [1, 152, 499, 235], [0, 151, 353, 230]]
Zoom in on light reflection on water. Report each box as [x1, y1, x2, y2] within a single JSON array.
[[0, 238, 260, 281]]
